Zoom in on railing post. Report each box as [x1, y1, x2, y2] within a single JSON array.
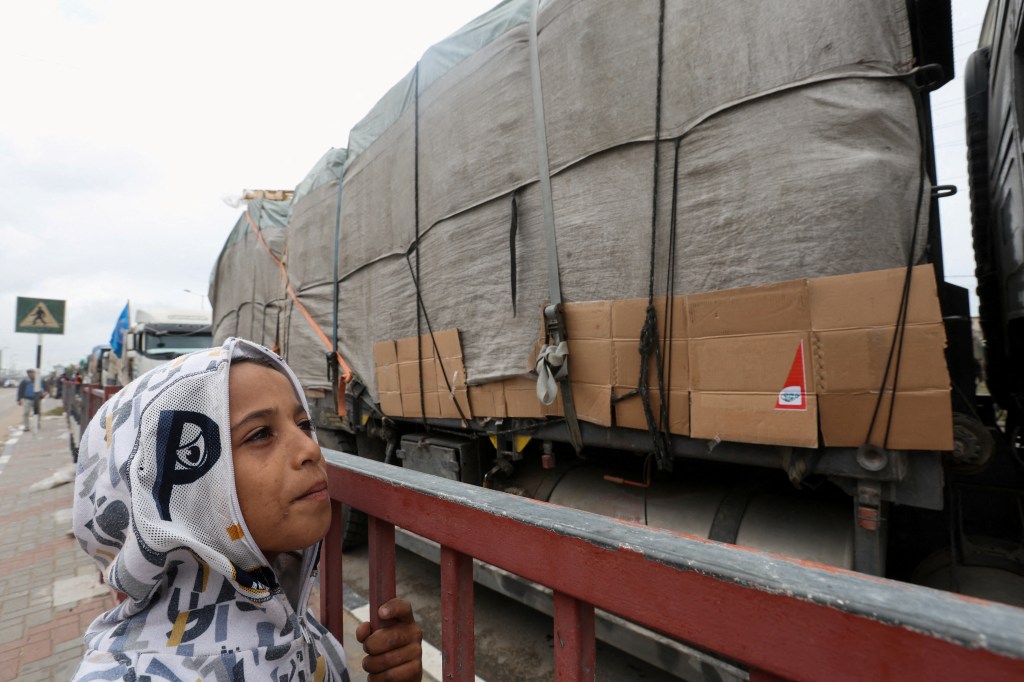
[[368, 516, 397, 629], [320, 499, 345, 640], [553, 591, 595, 681], [440, 545, 475, 681]]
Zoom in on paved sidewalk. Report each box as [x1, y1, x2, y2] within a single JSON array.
[[0, 407, 371, 681], [0, 412, 116, 681]]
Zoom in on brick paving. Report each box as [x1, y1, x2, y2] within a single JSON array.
[[0, 409, 117, 682], [0, 402, 372, 681]]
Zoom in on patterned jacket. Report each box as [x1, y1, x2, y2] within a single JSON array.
[[72, 338, 349, 681]]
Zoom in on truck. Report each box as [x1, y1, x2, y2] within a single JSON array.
[[210, 0, 1023, 616], [66, 308, 213, 460], [109, 307, 213, 386]]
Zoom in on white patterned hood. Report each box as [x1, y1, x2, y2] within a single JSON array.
[[71, 337, 348, 681]]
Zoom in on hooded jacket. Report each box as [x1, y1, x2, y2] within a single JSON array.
[[72, 337, 349, 681]]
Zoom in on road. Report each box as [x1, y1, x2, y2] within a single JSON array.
[[0, 386, 29, 433]]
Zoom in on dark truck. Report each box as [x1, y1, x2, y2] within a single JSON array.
[[210, 0, 1022, 611]]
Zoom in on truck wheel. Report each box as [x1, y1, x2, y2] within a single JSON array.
[[964, 47, 1011, 409], [313, 426, 370, 550], [336, 432, 391, 550], [341, 504, 368, 551]]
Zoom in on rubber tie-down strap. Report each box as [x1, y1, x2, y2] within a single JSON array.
[[529, 0, 561, 309], [244, 210, 353, 412], [535, 341, 569, 405], [529, 0, 583, 452]]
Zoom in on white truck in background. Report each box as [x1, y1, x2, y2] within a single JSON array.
[[110, 308, 213, 386], [68, 308, 213, 461]]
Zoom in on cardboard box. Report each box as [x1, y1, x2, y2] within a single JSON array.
[[373, 330, 473, 421], [809, 266, 952, 448], [374, 265, 951, 452], [808, 265, 942, 330], [373, 339, 403, 417], [686, 279, 817, 447], [565, 296, 690, 434], [430, 329, 471, 420], [688, 279, 809, 336], [613, 387, 689, 434], [818, 390, 952, 450], [469, 382, 507, 418], [502, 376, 551, 419]]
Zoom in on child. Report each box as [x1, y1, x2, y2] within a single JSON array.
[[72, 337, 422, 680]]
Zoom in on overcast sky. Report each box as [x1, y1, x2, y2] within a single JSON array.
[[0, 0, 988, 373]]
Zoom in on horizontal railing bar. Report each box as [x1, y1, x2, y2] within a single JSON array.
[[324, 450, 1024, 681]]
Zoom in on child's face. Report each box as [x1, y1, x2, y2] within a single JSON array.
[[229, 361, 331, 560]]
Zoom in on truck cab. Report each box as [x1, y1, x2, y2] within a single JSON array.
[[119, 309, 213, 384]]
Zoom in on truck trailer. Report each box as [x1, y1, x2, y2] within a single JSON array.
[[210, 0, 1023, 608]]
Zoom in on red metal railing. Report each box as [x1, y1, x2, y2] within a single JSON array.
[[321, 451, 1024, 681], [72, 383, 120, 423]]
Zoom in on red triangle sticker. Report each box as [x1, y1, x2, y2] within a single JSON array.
[[775, 340, 807, 411]]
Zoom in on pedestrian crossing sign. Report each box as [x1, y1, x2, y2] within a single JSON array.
[[16, 297, 65, 335]]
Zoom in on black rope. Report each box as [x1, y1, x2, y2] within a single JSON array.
[[658, 137, 683, 449], [646, 1, 665, 304], [403, 253, 470, 423], [863, 68, 935, 449], [510, 192, 519, 317], [638, 0, 672, 472]]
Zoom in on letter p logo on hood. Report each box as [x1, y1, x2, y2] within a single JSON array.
[[153, 410, 222, 521]]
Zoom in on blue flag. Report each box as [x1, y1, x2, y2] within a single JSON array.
[[110, 303, 130, 357]]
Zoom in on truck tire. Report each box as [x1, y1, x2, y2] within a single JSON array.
[[340, 505, 368, 551], [336, 433, 394, 550], [964, 47, 1010, 410], [315, 426, 370, 550]]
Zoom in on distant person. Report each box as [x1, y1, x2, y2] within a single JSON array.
[[72, 338, 422, 681], [16, 369, 43, 433]]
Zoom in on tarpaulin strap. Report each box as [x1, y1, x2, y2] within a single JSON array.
[[535, 341, 568, 404], [244, 211, 352, 412], [529, 0, 582, 453]]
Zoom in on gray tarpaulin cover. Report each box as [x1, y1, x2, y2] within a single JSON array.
[[209, 197, 289, 349], [214, 0, 930, 398], [282, 147, 349, 389]]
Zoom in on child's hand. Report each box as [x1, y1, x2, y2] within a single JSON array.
[[355, 597, 423, 681]]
